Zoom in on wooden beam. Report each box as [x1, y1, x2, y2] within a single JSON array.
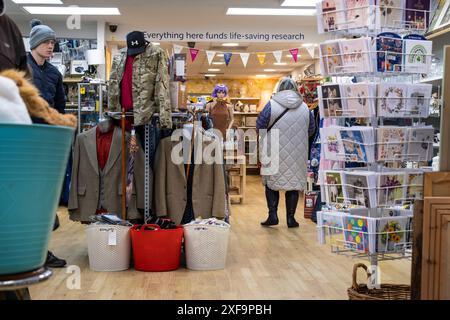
[[439, 46, 450, 171]]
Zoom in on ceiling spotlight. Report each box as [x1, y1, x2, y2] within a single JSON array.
[[212, 62, 225, 65], [151, 42, 160, 46], [280, 0, 320, 7], [208, 69, 221, 72], [256, 74, 267, 77], [222, 43, 239, 47], [274, 62, 288, 66], [227, 8, 316, 16], [264, 69, 277, 72], [204, 74, 217, 77]]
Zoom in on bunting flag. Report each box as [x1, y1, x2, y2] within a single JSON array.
[[173, 44, 183, 54], [305, 46, 315, 59], [224, 52, 232, 66], [289, 48, 299, 63], [257, 52, 266, 65], [189, 48, 200, 62], [273, 51, 283, 63], [239, 53, 250, 67], [206, 51, 216, 65]]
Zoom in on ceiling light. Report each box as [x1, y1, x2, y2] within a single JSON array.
[[23, 6, 121, 15], [151, 42, 160, 46], [274, 62, 288, 66], [256, 74, 267, 77], [264, 69, 277, 72], [12, 0, 62, 3], [204, 74, 217, 77], [208, 69, 221, 72], [216, 54, 224, 57], [222, 43, 239, 47], [302, 43, 317, 47], [212, 62, 225, 65], [227, 8, 316, 16], [280, 0, 320, 7]]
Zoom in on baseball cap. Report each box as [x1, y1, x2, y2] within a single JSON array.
[[126, 31, 148, 56]]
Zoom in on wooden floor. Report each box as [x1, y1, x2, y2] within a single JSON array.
[[30, 176, 411, 300]]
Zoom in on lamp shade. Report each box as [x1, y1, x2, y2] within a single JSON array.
[[86, 49, 105, 65]]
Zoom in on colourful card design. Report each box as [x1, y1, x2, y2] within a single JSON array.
[[344, 215, 370, 252], [325, 171, 345, 204], [377, 127, 408, 161], [405, 0, 431, 30], [377, 83, 408, 117], [405, 172, 424, 200], [403, 36, 432, 73], [377, 217, 410, 252], [340, 129, 369, 162], [378, 173, 405, 206], [321, 126, 345, 161], [376, 32, 403, 72], [340, 37, 373, 73], [321, 0, 347, 32], [320, 41, 343, 75]]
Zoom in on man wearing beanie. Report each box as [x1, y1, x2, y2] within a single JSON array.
[[27, 19, 66, 116], [27, 19, 67, 269]]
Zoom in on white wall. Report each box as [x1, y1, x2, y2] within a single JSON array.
[[13, 18, 97, 39]]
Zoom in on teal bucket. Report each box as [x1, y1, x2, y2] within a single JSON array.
[[0, 124, 74, 275]]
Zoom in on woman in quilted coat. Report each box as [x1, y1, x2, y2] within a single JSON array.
[[256, 78, 315, 228]]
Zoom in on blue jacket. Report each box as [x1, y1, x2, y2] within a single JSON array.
[[27, 53, 66, 115]]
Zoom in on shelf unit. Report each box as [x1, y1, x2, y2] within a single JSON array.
[[233, 105, 260, 174], [77, 82, 105, 134]]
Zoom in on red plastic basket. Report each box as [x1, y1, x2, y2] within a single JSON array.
[[130, 224, 184, 272]]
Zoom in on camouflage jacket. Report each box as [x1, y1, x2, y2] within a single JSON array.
[[108, 44, 172, 128]]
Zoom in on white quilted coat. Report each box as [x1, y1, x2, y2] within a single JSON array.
[[260, 90, 310, 191]]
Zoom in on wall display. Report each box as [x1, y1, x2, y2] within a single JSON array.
[[376, 32, 403, 72], [377, 126, 408, 161], [403, 34, 432, 73]]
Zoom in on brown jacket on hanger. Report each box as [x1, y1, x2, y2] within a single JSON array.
[[154, 135, 226, 224], [68, 126, 149, 222]]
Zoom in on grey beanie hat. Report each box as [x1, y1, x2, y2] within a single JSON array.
[[29, 19, 56, 50]]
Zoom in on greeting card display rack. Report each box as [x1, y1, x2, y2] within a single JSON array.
[[316, 2, 434, 275]]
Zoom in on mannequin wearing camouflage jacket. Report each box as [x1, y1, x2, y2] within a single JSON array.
[[108, 43, 172, 128]]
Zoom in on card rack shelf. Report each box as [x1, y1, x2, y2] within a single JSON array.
[[315, 1, 436, 275]]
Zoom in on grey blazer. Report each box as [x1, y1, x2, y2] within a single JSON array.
[[68, 126, 149, 222], [154, 135, 226, 225]]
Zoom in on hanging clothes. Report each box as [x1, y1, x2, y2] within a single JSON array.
[[154, 133, 226, 225], [68, 126, 149, 222]]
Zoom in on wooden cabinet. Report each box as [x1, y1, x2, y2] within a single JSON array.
[[421, 197, 450, 300]]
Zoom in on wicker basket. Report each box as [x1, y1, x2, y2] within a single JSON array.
[[348, 263, 411, 300]]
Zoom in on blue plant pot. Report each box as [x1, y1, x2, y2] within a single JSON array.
[[0, 124, 74, 275]]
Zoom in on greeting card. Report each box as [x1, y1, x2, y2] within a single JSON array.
[[321, 126, 345, 161], [320, 84, 345, 117], [403, 34, 432, 73], [342, 83, 377, 117], [405, 171, 424, 200], [344, 172, 377, 208], [376, 32, 403, 72], [320, 211, 345, 244], [376, 216, 411, 252], [376, 0, 406, 28], [407, 126, 434, 161], [377, 83, 408, 117], [377, 173, 405, 206], [340, 128, 375, 162], [340, 37, 373, 73], [320, 41, 343, 75], [377, 126, 408, 161], [344, 215, 370, 252], [346, 0, 376, 30], [405, 0, 431, 30], [325, 171, 345, 204], [406, 83, 432, 117], [321, 0, 348, 32]]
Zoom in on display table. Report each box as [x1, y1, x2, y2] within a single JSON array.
[[0, 267, 53, 300]]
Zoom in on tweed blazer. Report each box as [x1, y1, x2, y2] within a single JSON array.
[[68, 126, 149, 222], [154, 135, 226, 225]]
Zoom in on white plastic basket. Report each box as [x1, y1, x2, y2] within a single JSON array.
[[183, 223, 231, 271], [86, 224, 131, 272]]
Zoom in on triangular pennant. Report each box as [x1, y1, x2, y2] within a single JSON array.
[[273, 51, 282, 63], [239, 53, 250, 67], [305, 46, 315, 59], [289, 48, 299, 63], [189, 48, 200, 62], [206, 51, 216, 65], [224, 52, 232, 66], [173, 44, 183, 54], [257, 53, 266, 65]]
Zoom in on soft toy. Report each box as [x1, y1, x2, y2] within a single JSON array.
[[0, 69, 77, 128], [0, 75, 32, 124]]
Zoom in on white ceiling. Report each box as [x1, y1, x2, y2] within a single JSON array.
[[5, 0, 321, 79]]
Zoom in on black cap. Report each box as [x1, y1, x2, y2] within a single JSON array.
[[126, 31, 147, 56]]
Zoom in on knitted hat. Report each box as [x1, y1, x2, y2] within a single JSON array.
[[29, 19, 56, 50]]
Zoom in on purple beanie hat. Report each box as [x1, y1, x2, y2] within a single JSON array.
[[212, 84, 229, 98]]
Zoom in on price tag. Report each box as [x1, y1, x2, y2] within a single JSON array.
[[80, 87, 86, 95], [108, 228, 117, 246]]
